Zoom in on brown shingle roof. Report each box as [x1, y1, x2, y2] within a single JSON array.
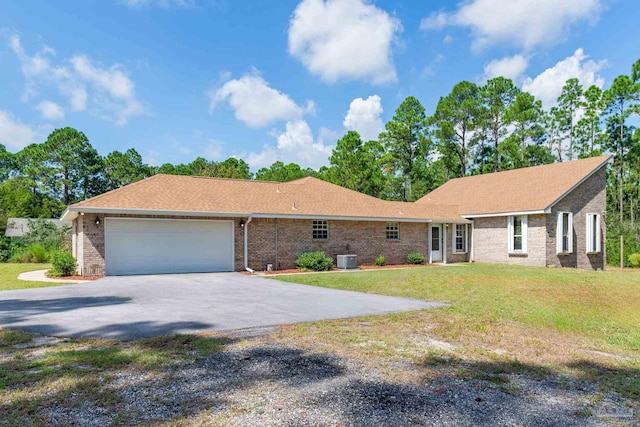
[[65, 175, 467, 223], [416, 155, 611, 216]]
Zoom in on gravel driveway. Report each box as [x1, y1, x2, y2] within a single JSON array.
[[0, 272, 440, 339]]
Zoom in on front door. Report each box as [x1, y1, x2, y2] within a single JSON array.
[[431, 224, 442, 262]]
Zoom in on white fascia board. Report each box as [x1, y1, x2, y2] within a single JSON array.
[[61, 206, 471, 224], [61, 206, 252, 222], [462, 210, 547, 218]]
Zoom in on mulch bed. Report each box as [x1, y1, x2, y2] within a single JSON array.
[[45, 273, 101, 280], [246, 264, 432, 275]]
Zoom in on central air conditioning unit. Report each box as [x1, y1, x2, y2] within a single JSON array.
[[337, 254, 358, 270]]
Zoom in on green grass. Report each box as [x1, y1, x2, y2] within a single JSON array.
[[276, 263, 640, 352], [275, 264, 640, 400], [0, 263, 70, 291]]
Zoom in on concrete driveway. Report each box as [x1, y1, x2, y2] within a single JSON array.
[[0, 273, 442, 340]]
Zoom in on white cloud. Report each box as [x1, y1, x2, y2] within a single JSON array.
[[343, 95, 384, 141], [8, 34, 145, 125], [420, 11, 449, 31], [36, 100, 65, 120], [144, 149, 160, 166], [288, 0, 402, 84], [421, 0, 603, 51], [522, 48, 606, 108], [245, 119, 334, 170], [443, 35, 453, 44], [209, 70, 306, 128], [482, 54, 529, 82], [246, 145, 279, 169], [203, 139, 224, 160], [0, 110, 37, 150]]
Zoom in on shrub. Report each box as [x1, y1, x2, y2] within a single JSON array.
[[629, 253, 640, 268], [9, 249, 33, 263], [406, 252, 425, 265], [295, 251, 333, 271], [50, 251, 77, 277], [28, 244, 49, 263], [375, 255, 386, 266]]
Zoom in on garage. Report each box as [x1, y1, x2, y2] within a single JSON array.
[[105, 218, 234, 275]]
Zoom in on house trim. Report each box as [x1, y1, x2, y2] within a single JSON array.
[[62, 206, 471, 224]]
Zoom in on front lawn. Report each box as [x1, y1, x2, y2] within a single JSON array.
[[275, 263, 640, 399], [0, 263, 67, 291]]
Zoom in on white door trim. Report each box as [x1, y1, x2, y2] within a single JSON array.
[[430, 224, 443, 262]]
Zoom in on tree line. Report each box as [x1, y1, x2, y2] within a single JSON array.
[[1, 57, 638, 264]]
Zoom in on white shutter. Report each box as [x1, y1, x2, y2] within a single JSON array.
[[586, 214, 593, 253], [521, 215, 528, 253], [507, 216, 514, 253], [568, 213, 573, 253], [556, 212, 563, 254], [595, 214, 601, 252]]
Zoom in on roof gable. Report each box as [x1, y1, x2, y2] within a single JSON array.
[[417, 155, 611, 216]]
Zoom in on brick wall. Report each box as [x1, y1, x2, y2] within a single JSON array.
[[73, 213, 465, 276], [545, 167, 606, 270], [246, 218, 432, 270], [472, 214, 547, 267]]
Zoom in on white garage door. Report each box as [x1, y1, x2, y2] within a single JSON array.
[[105, 218, 234, 275]]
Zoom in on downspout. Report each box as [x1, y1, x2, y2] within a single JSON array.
[[244, 216, 253, 273]]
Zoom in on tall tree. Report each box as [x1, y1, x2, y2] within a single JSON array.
[[326, 131, 386, 197], [0, 144, 14, 182], [508, 91, 543, 166], [209, 157, 252, 179], [255, 161, 314, 182], [480, 77, 519, 172], [42, 128, 102, 204], [574, 85, 605, 158], [431, 81, 480, 177], [605, 73, 639, 222], [103, 148, 153, 191], [557, 78, 584, 160], [379, 96, 431, 201]]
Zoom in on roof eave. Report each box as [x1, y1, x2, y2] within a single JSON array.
[[462, 209, 548, 218], [61, 206, 471, 224]]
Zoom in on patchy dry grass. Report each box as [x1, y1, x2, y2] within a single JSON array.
[[275, 264, 640, 400], [0, 330, 231, 426], [0, 263, 69, 291]]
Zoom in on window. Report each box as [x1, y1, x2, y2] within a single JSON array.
[[386, 222, 399, 240], [453, 224, 467, 253], [508, 215, 528, 253], [312, 220, 328, 240], [586, 213, 601, 253], [556, 212, 573, 253]]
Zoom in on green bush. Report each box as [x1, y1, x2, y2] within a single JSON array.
[[50, 251, 77, 277], [295, 251, 333, 271], [7, 245, 49, 263], [28, 244, 49, 263], [406, 252, 425, 264], [375, 255, 386, 266], [629, 253, 640, 268]]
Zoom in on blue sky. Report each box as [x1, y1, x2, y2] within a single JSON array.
[[0, 0, 637, 170]]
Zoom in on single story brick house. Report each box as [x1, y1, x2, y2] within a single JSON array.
[[61, 155, 610, 276]]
